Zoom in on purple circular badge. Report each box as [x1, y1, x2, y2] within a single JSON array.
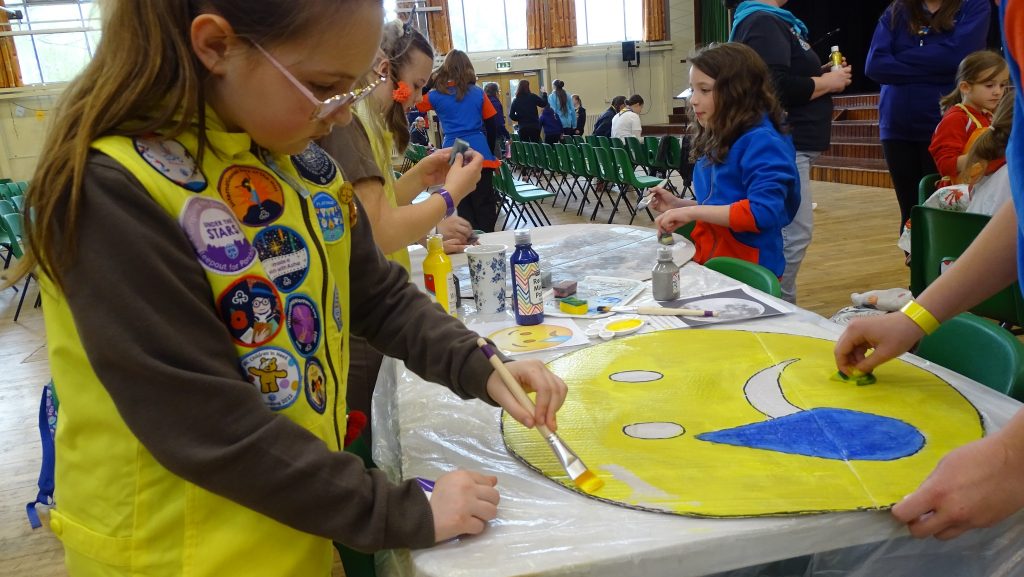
[[217, 276, 283, 347], [285, 294, 322, 357], [304, 357, 327, 414], [180, 196, 257, 274], [240, 347, 301, 411], [291, 143, 338, 186], [252, 226, 310, 293], [134, 136, 207, 192], [312, 192, 345, 243]]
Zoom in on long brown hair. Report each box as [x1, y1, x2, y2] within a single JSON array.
[[432, 49, 476, 100], [378, 18, 433, 152], [10, 0, 358, 291], [939, 50, 1007, 110], [687, 43, 786, 164], [552, 79, 568, 114], [890, 0, 962, 35], [961, 91, 1013, 184], [515, 79, 532, 99]]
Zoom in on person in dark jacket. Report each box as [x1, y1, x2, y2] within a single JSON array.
[[592, 95, 625, 137], [866, 0, 991, 235], [409, 116, 430, 147], [508, 80, 547, 142], [484, 82, 510, 151], [728, 0, 852, 304], [540, 98, 564, 144], [573, 94, 586, 135]]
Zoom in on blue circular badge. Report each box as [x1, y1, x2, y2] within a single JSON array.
[[180, 196, 256, 274], [240, 347, 301, 411], [291, 142, 338, 186], [285, 294, 322, 357], [218, 276, 283, 347], [252, 226, 310, 293], [134, 136, 207, 192], [304, 357, 327, 414], [312, 192, 345, 243]]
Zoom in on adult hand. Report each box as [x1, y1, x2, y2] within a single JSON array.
[[485, 359, 568, 432], [833, 312, 924, 376], [646, 186, 693, 212], [430, 470, 500, 542], [654, 206, 700, 233], [822, 66, 853, 93], [821, 57, 850, 72], [892, 431, 1024, 540], [443, 151, 484, 203]]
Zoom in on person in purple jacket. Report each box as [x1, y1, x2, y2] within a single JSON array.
[[866, 0, 990, 236]]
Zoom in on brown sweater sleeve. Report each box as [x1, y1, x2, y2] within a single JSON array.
[[60, 153, 433, 552], [319, 116, 385, 185]]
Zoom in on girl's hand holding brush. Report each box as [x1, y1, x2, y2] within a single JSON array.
[[485, 357, 567, 431]]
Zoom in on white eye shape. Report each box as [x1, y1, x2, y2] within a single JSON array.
[[623, 422, 685, 439], [609, 370, 663, 383]]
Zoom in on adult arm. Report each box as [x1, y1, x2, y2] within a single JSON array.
[[508, 97, 520, 122], [63, 154, 436, 552]]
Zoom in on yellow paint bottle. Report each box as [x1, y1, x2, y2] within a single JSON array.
[[423, 234, 457, 316]]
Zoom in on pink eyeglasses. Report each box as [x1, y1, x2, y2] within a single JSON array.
[[252, 42, 386, 122]]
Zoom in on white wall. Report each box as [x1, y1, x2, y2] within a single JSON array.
[[0, 90, 61, 181]]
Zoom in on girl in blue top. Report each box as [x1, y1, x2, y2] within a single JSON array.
[[650, 43, 800, 277], [866, 0, 991, 234], [548, 79, 577, 138]]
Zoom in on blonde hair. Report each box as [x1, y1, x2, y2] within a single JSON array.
[[961, 92, 1012, 184], [376, 19, 433, 152], [8, 0, 364, 291]]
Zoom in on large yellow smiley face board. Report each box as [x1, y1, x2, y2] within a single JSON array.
[[501, 330, 984, 517]]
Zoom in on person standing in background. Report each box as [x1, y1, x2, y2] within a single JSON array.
[[573, 94, 587, 135], [866, 0, 991, 235], [593, 95, 626, 137], [728, 0, 852, 304], [484, 82, 510, 155], [612, 94, 644, 139], [508, 80, 546, 143], [548, 79, 577, 139]]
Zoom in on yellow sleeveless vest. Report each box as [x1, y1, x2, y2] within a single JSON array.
[[42, 114, 352, 576]]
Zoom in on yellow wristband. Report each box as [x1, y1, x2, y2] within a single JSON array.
[[899, 300, 940, 335]]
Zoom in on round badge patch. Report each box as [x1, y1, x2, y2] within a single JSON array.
[[291, 143, 338, 186], [332, 285, 343, 331], [304, 357, 328, 414], [253, 226, 310, 293], [180, 196, 257, 274], [312, 192, 345, 243], [218, 276, 283, 347], [241, 347, 301, 411], [134, 136, 207, 192], [286, 294, 322, 357], [218, 165, 285, 227]]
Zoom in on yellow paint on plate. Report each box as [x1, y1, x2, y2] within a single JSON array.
[[501, 330, 983, 517], [605, 319, 644, 332]]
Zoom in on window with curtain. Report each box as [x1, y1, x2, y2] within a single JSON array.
[[574, 0, 643, 45], [5, 0, 99, 85], [448, 0, 527, 53]]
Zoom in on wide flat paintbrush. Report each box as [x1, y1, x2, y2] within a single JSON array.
[[476, 338, 603, 494], [596, 305, 718, 317]]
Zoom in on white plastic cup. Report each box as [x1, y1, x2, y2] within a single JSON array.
[[465, 244, 508, 315]]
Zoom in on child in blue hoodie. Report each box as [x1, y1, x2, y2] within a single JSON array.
[[651, 43, 799, 277], [539, 95, 564, 145]]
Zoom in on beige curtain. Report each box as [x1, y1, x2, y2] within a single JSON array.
[[642, 0, 667, 42], [427, 0, 453, 54], [527, 0, 577, 50], [0, 2, 23, 88]]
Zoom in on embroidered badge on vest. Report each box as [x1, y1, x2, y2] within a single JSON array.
[[304, 357, 328, 414], [134, 136, 207, 192], [291, 143, 338, 186], [312, 192, 345, 243], [332, 285, 343, 331], [218, 276, 283, 347], [337, 182, 359, 228], [285, 294, 322, 357], [252, 226, 310, 293], [219, 165, 285, 227], [241, 347, 301, 411], [180, 196, 257, 274]]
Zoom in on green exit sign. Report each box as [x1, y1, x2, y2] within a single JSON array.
[[495, 60, 512, 72]]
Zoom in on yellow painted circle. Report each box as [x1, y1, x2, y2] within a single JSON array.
[[501, 330, 983, 517]]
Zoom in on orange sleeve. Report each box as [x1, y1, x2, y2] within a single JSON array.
[[728, 200, 760, 233], [482, 94, 497, 120], [416, 92, 433, 113]]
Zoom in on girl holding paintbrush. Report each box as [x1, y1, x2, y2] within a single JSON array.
[[649, 43, 800, 278]]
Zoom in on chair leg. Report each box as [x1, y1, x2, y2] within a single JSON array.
[[14, 275, 30, 322], [531, 202, 552, 226]]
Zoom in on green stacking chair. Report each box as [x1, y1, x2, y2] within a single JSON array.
[[704, 256, 782, 298], [596, 135, 612, 150], [917, 312, 1024, 401], [565, 143, 596, 216], [610, 137, 625, 150], [625, 136, 651, 174], [593, 147, 637, 223], [497, 163, 555, 228], [918, 173, 943, 205], [543, 143, 565, 195], [909, 205, 1024, 327], [571, 135, 585, 146], [0, 212, 36, 321], [674, 222, 696, 242], [579, 143, 609, 220], [553, 143, 581, 210], [584, 135, 599, 147], [613, 148, 664, 225]]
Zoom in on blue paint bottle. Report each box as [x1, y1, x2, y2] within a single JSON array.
[[510, 229, 544, 326]]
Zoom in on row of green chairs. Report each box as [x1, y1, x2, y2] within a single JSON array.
[[1, 180, 27, 201], [494, 163, 556, 229], [0, 207, 34, 322]]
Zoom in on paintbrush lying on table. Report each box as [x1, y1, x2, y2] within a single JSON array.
[[476, 338, 604, 494], [596, 305, 718, 317]]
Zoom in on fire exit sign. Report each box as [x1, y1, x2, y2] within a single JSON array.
[[495, 60, 512, 72]]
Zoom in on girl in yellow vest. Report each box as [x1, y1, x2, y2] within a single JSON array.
[[10, 1, 567, 575]]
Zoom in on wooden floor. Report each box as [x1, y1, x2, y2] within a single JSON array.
[[0, 177, 908, 576]]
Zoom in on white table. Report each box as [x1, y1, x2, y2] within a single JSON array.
[[375, 225, 1024, 577]]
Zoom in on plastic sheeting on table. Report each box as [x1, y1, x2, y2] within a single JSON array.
[[371, 243, 1024, 577]]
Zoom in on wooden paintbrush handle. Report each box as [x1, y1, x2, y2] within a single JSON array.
[[636, 307, 713, 316], [477, 338, 552, 436]]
